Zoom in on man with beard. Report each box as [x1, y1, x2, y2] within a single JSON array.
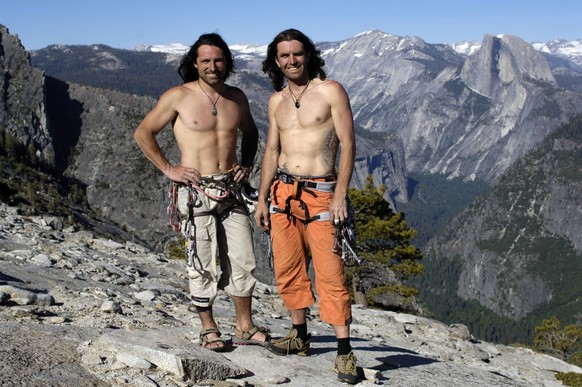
[[134, 33, 268, 352]]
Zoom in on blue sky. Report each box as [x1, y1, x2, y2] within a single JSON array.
[[3, 0, 581, 50]]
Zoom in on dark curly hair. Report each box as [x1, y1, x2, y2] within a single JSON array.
[[262, 29, 326, 91], [178, 33, 235, 83]]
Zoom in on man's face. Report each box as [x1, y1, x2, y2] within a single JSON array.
[[195, 45, 225, 85], [275, 40, 309, 81]]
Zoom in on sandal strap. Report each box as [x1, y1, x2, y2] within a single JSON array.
[[200, 327, 221, 339], [235, 325, 272, 341], [204, 337, 225, 344], [235, 326, 260, 340]]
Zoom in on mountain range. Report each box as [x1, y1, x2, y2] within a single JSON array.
[[135, 35, 582, 66], [2, 24, 582, 345], [31, 30, 582, 188]]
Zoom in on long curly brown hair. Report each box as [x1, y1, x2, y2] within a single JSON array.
[[178, 33, 235, 83], [262, 29, 326, 91]]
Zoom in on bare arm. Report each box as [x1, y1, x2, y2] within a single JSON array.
[[254, 94, 281, 231], [327, 81, 355, 224], [233, 89, 259, 183], [133, 87, 202, 185]]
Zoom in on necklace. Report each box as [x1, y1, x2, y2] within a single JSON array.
[[289, 80, 311, 108], [199, 81, 223, 116]]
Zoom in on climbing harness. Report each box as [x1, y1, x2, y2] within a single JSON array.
[[166, 170, 253, 268], [269, 171, 362, 266], [269, 171, 336, 224]]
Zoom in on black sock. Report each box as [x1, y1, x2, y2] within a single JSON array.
[[293, 323, 308, 340], [337, 337, 352, 355]]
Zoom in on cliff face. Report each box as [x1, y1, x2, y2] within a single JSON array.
[[426, 115, 582, 320], [1, 25, 174, 249], [353, 134, 409, 206], [324, 31, 582, 183], [0, 25, 53, 165], [461, 34, 557, 97], [27, 29, 582, 190], [54, 82, 176, 246]]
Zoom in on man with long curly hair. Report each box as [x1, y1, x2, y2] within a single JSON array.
[[255, 28, 359, 384], [134, 33, 269, 352]]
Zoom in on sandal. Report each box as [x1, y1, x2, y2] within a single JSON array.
[[200, 327, 228, 352], [232, 325, 271, 347]]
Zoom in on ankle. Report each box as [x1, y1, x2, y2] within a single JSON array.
[[292, 323, 308, 341], [337, 337, 352, 355]]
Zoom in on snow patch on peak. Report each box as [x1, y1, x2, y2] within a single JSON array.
[[134, 43, 189, 55], [134, 42, 267, 60], [230, 44, 267, 56], [532, 39, 582, 57], [449, 41, 481, 56]]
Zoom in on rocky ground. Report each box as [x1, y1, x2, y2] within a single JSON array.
[[1, 202, 581, 386]]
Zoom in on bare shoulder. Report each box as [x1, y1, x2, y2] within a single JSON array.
[[268, 89, 284, 108], [318, 79, 348, 95], [158, 83, 192, 102], [315, 79, 349, 107]]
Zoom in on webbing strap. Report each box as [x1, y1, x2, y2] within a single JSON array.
[[167, 182, 182, 232], [167, 175, 238, 232], [269, 203, 330, 223], [277, 172, 336, 193], [268, 173, 336, 225]]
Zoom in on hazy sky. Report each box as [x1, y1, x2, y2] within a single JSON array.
[[3, 0, 581, 50]]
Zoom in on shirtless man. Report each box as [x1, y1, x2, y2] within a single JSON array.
[[255, 29, 358, 384], [134, 33, 268, 352]]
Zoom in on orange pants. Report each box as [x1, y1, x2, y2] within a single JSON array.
[[269, 178, 352, 326]]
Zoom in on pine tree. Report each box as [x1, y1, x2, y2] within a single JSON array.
[[347, 175, 423, 308], [5, 131, 22, 161], [534, 316, 582, 365]]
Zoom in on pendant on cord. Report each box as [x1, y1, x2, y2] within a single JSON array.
[[290, 79, 311, 109], [199, 80, 222, 117]]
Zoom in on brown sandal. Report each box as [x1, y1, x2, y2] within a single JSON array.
[[200, 328, 227, 352], [232, 325, 271, 347]]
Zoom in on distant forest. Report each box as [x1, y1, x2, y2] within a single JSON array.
[[397, 173, 490, 248], [31, 45, 181, 98]]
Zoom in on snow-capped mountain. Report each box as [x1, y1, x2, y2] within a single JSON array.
[[134, 42, 267, 60], [134, 42, 190, 56], [229, 44, 267, 60], [448, 37, 582, 66], [138, 35, 582, 67], [448, 40, 481, 56], [532, 39, 582, 65]]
